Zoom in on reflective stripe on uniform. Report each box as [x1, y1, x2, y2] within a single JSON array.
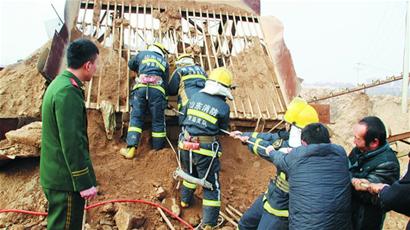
[[181, 74, 207, 81], [253, 138, 263, 155], [263, 199, 289, 217], [72, 167, 89, 177], [187, 109, 217, 124], [275, 172, 289, 193], [141, 58, 166, 72], [178, 142, 222, 157], [128, 126, 142, 133], [251, 132, 258, 138], [133, 84, 166, 95], [183, 180, 197, 189], [203, 199, 221, 207], [152, 131, 166, 138]]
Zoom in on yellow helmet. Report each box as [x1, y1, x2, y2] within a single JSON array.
[[284, 97, 319, 128], [208, 67, 233, 88], [149, 42, 169, 55], [176, 54, 195, 67]]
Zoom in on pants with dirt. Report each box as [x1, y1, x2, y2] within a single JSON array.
[[179, 143, 221, 227], [238, 195, 289, 230], [126, 87, 166, 149]]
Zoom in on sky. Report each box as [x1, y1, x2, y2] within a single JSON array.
[[261, 0, 407, 84], [0, 0, 408, 84]]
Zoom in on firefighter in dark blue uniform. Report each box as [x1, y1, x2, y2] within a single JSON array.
[[122, 42, 170, 158], [168, 54, 207, 124], [178, 67, 234, 228], [231, 97, 319, 230]]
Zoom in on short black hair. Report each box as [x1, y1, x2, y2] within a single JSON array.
[[359, 116, 387, 147], [301, 123, 330, 144], [67, 39, 99, 69]]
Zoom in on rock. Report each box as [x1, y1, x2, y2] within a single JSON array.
[[40, 220, 48, 227], [100, 219, 115, 226], [102, 225, 113, 230], [253, 161, 261, 168], [171, 198, 181, 216], [102, 203, 116, 214], [188, 215, 201, 227], [10, 224, 25, 230], [114, 205, 146, 230], [156, 225, 168, 230], [221, 227, 235, 230], [155, 186, 167, 200]]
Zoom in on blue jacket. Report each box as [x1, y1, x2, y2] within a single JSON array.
[[244, 131, 290, 217], [168, 64, 207, 109], [182, 91, 230, 137], [128, 50, 169, 95], [268, 143, 352, 230]]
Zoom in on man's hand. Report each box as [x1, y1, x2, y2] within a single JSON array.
[[229, 130, 242, 138], [368, 183, 389, 194], [265, 145, 275, 155], [351, 178, 370, 191], [80, 186, 97, 200]]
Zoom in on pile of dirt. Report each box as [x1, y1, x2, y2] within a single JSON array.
[[228, 39, 285, 119], [0, 110, 273, 229], [0, 122, 42, 161], [0, 43, 47, 118], [85, 42, 129, 109]]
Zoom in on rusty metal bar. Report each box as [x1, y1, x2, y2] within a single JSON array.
[[81, 0, 90, 37], [205, 10, 219, 68], [199, 8, 213, 70], [177, 8, 186, 54], [387, 131, 410, 143], [308, 75, 403, 103], [126, 2, 131, 112], [215, 10, 239, 118], [186, 7, 204, 69], [116, 1, 124, 111], [212, 9, 226, 67]]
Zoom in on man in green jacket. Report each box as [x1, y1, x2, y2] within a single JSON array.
[[41, 38, 99, 229]]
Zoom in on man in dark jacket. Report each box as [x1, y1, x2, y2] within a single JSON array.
[[232, 97, 319, 230], [41, 39, 98, 229], [349, 116, 400, 230], [266, 123, 352, 230], [361, 153, 410, 228], [122, 42, 170, 158]]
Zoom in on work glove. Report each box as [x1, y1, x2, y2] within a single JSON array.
[[80, 186, 97, 200]]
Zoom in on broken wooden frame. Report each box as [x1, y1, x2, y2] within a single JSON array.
[[75, 0, 288, 129]]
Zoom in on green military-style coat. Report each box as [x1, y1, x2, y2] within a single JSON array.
[[40, 70, 97, 192]]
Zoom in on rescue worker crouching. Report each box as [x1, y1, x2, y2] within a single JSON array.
[[178, 67, 234, 228], [122, 42, 170, 159], [168, 54, 207, 125], [231, 97, 319, 230]]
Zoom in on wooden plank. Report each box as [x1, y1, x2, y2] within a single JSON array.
[[96, 0, 111, 108]]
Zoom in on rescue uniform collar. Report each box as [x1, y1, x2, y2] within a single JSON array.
[[63, 70, 84, 88]]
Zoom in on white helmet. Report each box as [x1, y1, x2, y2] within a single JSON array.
[[176, 54, 195, 67]]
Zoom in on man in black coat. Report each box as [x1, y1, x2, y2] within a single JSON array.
[[349, 116, 400, 230]]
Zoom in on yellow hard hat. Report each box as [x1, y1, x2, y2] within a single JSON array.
[[150, 42, 169, 55], [208, 67, 233, 88], [176, 54, 193, 62], [284, 97, 319, 128]]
